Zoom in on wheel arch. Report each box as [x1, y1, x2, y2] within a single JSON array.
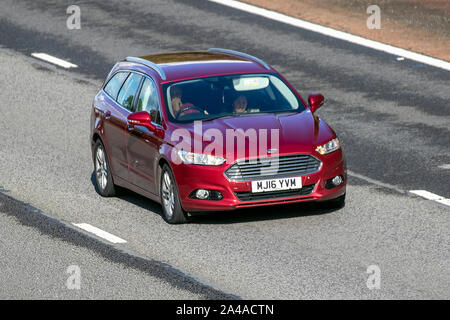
[[92, 133, 116, 182]]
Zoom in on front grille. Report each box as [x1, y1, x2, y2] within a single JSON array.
[[225, 154, 321, 181], [235, 184, 315, 201]]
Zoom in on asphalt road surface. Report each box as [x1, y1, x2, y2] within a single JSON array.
[[0, 0, 449, 299]]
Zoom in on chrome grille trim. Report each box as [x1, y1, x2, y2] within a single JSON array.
[[225, 154, 321, 181]]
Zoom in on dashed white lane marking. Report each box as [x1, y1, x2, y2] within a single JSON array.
[[409, 190, 443, 200], [31, 53, 78, 69], [347, 171, 449, 208], [409, 190, 450, 207], [208, 0, 450, 71], [438, 164, 450, 169], [436, 198, 450, 206], [397, 57, 405, 61], [73, 223, 127, 244], [347, 170, 405, 194]]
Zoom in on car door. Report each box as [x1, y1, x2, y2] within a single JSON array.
[[101, 71, 130, 181], [112, 72, 144, 182], [126, 76, 164, 195]]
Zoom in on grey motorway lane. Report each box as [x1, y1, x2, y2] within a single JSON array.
[[0, 0, 449, 299], [0, 193, 224, 299], [0, 0, 449, 197], [0, 49, 449, 299]]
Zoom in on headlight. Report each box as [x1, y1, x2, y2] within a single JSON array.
[[315, 138, 340, 155], [177, 150, 225, 166]]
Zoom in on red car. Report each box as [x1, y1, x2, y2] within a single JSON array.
[[90, 49, 346, 224]]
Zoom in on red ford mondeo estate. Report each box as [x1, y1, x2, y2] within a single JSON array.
[[90, 49, 346, 224]]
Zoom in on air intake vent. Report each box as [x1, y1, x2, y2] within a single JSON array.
[[225, 154, 321, 181]]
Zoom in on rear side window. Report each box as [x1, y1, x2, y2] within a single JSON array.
[[117, 73, 143, 111], [104, 72, 129, 99], [136, 78, 161, 124]]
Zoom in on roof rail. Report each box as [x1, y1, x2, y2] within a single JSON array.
[[125, 56, 167, 80], [208, 48, 270, 70]]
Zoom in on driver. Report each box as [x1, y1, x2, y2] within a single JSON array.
[[170, 86, 207, 118], [233, 95, 248, 113]]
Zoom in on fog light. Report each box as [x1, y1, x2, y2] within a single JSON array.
[[325, 175, 344, 189], [332, 175, 343, 186], [195, 189, 210, 200], [190, 189, 223, 200]]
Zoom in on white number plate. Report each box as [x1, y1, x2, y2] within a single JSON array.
[[251, 177, 302, 193]]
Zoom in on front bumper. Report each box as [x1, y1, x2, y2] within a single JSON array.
[[171, 150, 346, 212]]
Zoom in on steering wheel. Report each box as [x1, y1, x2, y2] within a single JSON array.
[[175, 106, 205, 120]]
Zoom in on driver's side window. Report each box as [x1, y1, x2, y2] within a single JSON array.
[[136, 78, 161, 124]]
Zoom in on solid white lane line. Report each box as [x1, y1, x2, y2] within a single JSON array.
[[208, 0, 450, 71], [409, 190, 444, 201], [73, 223, 127, 244], [31, 53, 78, 69]]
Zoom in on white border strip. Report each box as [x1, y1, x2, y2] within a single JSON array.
[[208, 0, 450, 71], [73, 223, 127, 244], [31, 53, 78, 69]]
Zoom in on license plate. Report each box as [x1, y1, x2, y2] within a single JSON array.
[[251, 177, 302, 193]]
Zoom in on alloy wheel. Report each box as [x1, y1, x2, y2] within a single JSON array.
[[161, 171, 175, 219], [95, 145, 108, 191]]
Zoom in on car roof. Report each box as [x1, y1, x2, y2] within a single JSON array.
[[120, 49, 274, 82]]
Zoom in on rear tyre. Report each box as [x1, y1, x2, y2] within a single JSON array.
[[160, 164, 188, 224], [94, 140, 116, 197]]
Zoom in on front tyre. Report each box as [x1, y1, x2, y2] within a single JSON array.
[[94, 140, 116, 197], [160, 164, 188, 224]]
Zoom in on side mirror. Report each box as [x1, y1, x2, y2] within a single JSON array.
[[127, 111, 156, 132], [308, 93, 324, 114]]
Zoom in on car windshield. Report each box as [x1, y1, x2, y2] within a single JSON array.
[[163, 73, 305, 123]]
